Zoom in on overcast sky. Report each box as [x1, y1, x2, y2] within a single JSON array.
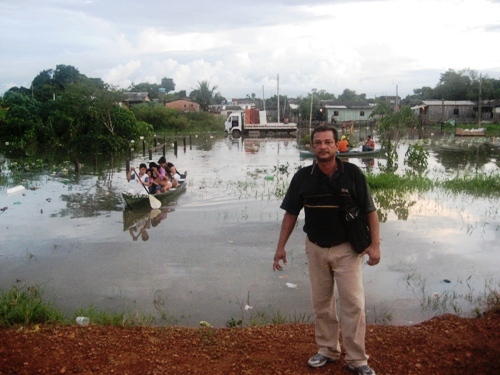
[[1, 0, 499, 100]]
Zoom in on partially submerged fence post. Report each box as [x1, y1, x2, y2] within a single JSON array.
[[142, 140, 146, 156], [149, 149, 153, 161], [174, 141, 178, 156]]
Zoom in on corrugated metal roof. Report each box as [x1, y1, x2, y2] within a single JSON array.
[[419, 100, 476, 106]]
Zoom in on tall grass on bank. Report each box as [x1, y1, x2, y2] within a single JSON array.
[[0, 285, 65, 326], [366, 172, 500, 197], [365, 172, 434, 193], [438, 173, 500, 197]]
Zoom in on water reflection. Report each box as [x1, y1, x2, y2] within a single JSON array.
[[123, 207, 172, 241], [374, 190, 416, 222], [432, 143, 493, 171]]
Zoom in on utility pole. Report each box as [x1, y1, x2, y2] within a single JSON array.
[[478, 78, 482, 128], [309, 88, 317, 128], [277, 74, 280, 123]]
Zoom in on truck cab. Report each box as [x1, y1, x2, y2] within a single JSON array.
[[224, 112, 244, 137]]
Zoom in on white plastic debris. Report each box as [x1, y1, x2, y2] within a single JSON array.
[[285, 282, 298, 289], [244, 304, 253, 311], [7, 185, 25, 194]]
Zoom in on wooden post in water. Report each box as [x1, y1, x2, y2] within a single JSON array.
[[142, 140, 146, 156], [162, 144, 166, 157], [174, 141, 178, 156], [125, 158, 130, 174], [74, 160, 81, 174], [149, 149, 153, 161], [154, 135, 157, 148], [183, 137, 186, 148], [189, 134, 192, 150]]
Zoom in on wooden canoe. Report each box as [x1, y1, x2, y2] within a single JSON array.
[[122, 173, 187, 209]]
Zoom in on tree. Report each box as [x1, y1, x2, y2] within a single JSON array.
[[434, 69, 472, 100], [370, 100, 392, 118], [337, 89, 360, 103], [213, 92, 226, 105], [189, 81, 218, 111], [53, 65, 83, 88], [0, 91, 43, 148], [129, 82, 161, 100], [160, 78, 175, 93]]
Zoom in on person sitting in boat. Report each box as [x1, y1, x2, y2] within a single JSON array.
[[127, 163, 150, 195], [362, 135, 375, 152], [149, 162, 172, 193], [146, 168, 160, 194], [158, 156, 180, 186], [337, 135, 350, 153]]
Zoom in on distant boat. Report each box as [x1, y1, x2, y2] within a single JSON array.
[[299, 148, 382, 159]]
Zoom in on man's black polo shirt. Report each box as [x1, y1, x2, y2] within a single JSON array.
[[280, 157, 376, 247]]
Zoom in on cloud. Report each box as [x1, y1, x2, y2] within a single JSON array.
[[1, 0, 499, 98]]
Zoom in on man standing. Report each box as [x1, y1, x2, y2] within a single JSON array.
[[273, 125, 380, 375]]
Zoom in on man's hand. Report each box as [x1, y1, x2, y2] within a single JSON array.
[[273, 247, 287, 271], [361, 243, 381, 266]]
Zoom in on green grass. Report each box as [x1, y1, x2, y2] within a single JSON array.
[[366, 172, 434, 192], [438, 173, 500, 196], [366, 172, 500, 197], [0, 285, 66, 327], [74, 305, 155, 327]]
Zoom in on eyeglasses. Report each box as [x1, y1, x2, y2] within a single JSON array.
[[312, 140, 336, 147]]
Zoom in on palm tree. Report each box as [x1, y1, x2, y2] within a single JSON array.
[[189, 80, 218, 111]]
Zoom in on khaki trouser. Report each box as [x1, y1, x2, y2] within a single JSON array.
[[305, 238, 369, 367]]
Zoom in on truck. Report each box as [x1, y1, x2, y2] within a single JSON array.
[[224, 108, 297, 137]]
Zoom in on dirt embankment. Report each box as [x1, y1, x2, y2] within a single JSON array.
[[1, 312, 499, 375]]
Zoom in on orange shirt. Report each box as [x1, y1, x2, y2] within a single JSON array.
[[338, 139, 349, 152]]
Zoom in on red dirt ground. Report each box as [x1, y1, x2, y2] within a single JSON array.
[[1, 311, 499, 375]]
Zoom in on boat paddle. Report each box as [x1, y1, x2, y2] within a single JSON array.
[[133, 168, 161, 209]]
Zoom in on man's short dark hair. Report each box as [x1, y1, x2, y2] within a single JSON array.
[[158, 156, 166, 164], [311, 125, 339, 143], [139, 163, 147, 169]]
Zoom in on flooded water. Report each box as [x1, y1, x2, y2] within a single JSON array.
[[0, 132, 499, 327]]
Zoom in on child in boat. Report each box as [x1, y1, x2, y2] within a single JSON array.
[[146, 168, 160, 194], [362, 135, 375, 151], [158, 156, 180, 188], [127, 163, 150, 195], [149, 162, 172, 193]]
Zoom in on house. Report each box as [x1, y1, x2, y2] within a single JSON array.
[[229, 98, 256, 109], [121, 92, 150, 108], [477, 100, 500, 122], [322, 100, 375, 123], [378, 95, 401, 112], [411, 100, 476, 123], [165, 99, 200, 113]]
